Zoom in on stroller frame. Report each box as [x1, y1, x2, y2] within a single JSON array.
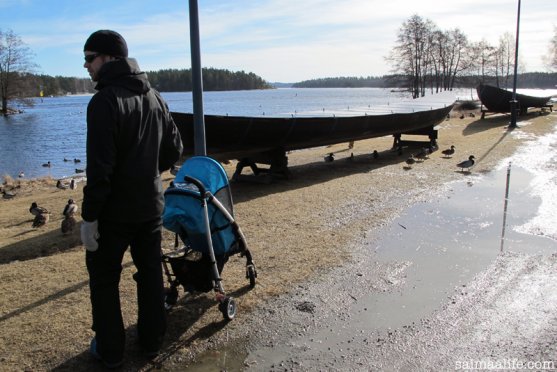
[[162, 170, 257, 320]]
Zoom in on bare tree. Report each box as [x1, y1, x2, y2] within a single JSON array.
[[0, 29, 37, 115], [444, 29, 468, 90], [493, 32, 515, 88], [543, 25, 557, 71], [388, 17, 470, 96], [387, 14, 436, 98], [429, 29, 448, 93], [466, 39, 496, 83]]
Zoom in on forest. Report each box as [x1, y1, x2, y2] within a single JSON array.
[[293, 72, 557, 89], [17, 68, 273, 97]]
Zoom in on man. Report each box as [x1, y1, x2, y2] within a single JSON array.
[[81, 30, 183, 368]]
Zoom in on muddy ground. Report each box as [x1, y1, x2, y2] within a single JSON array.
[[1, 106, 556, 371]]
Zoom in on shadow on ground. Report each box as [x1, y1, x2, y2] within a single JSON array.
[[231, 142, 426, 204], [0, 227, 81, 264], [51, 284, 254, 371]]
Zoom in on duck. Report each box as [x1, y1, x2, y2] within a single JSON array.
[[441, 145, 456, 158], [414, 147, 430, 161], [42, 161, 52, 168], [62, 199, 78, 217], [33, 213, 50, 228], [2, 190, 16, 199], [73, 158, 81, 163], [29, 202, 49, 216], [324, 153, 334, 162], [29, 202, 50, 228], [61, 199, 78, 235], [61, 214, 77, 235], [75, 168, 85, 174], [372, 150, 379, 159], [18, 171, 24, 178], [456, 155, 476, 172], [70, 179, 77, 190], [64, 158, 70, 162], [56, 179, 69, 190], [405, 155, 416, 168]]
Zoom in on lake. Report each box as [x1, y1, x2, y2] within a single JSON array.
[[0, 86, 525, 180], [0, 88, 416, 180]]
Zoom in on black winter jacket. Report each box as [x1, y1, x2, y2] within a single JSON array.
[[82, 58, 183, 223]]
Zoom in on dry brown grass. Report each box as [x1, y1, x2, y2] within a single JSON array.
[[1, 108, 555, 370]]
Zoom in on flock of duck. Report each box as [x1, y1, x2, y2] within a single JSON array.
[[324, 143, 475, 173], [405, 144, 475, 172], [40, 159, 85, 174], [6, 146, 476, 234], [28, 199, 78, 234]]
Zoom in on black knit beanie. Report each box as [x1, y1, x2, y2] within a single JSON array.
[[83, 30, 128, 58]]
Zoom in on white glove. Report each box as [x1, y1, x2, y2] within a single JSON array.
[[81, 220, 100, 252]]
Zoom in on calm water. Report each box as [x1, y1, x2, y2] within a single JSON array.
[[1, 87, 552, 180], [0, 88, 417, 180]]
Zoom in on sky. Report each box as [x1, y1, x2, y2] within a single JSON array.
[[0, 0, 555, 83]]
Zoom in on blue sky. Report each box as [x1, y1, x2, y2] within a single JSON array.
[[0, 0, 555, 82]]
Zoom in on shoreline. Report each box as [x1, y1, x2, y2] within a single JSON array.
[[1, 108, 556, 370]]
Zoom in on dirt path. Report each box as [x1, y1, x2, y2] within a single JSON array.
[[1, 107, 556, 371]]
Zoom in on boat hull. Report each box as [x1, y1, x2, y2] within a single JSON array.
[[170, 104, 454, 161], [477, 84, 551, 114]]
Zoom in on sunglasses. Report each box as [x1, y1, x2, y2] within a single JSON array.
[[84, 54, 100, 63]]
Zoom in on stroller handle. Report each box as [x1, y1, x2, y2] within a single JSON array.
[[184, 175, 207, 197]]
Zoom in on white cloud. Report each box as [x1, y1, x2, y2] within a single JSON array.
[[2, 0, 555, 81]]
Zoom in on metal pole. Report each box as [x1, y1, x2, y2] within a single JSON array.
[[509, 0, 521, 129], [500, 162, 512, 252], [189, 0, 207, 156]]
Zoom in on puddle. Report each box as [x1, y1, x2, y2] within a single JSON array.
[[363, 164, 557, 330]]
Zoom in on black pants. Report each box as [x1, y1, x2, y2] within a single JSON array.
[[86, 218, 167, 363]]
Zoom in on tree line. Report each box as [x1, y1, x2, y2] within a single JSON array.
[[293, 76, 385, 88], [146, 68, 273, 92], [23, 68, 272, 97], [294, 72, 557, 90]]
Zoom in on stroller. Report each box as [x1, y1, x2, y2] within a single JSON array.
[[162, 156, 257, 320]]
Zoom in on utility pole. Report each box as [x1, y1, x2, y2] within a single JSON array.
[[509, 0, 521, 129], [189, 0, 207, 155]]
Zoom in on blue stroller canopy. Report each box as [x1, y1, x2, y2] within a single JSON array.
[[174, 157, 230, 197], [163, 156, 236, 256]]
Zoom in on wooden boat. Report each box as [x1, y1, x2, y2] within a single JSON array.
[[170, 102, 454, 178], [476, 83, 552, 115]]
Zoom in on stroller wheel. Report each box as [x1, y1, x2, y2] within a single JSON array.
[[164, 286, 179, 309], [219, 297, 237, 320], [247, 265, 257, 288]]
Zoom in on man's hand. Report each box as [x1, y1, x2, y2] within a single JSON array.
[[81, 220, 100, 252]]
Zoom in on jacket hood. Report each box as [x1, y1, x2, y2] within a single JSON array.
[[95, 58, 151, 94]]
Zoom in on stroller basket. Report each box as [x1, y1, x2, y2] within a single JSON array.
[[166, 248, 228, 293], [162, 156, 257, 320]]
